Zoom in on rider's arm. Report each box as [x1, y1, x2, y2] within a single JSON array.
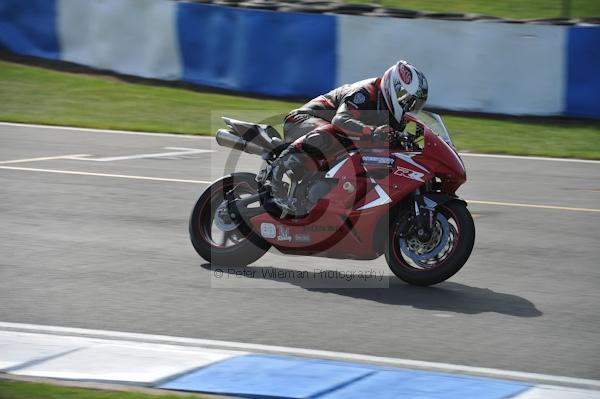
[[331, 90, 376, 138]]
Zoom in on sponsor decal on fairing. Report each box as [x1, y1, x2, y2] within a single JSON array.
[[260, 223, 276, 238], [277, 225, 292, 241], [394, 166, 425, 182], [361, 156, 394, 166], [293, 234, 311, 242], [304, 225, 337, 232]]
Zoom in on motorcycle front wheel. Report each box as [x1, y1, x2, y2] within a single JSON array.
[[189, 173, 270, 266], [385, 200, 475, 286]]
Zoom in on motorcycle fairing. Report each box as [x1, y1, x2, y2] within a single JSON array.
[[415, 130, 466, 194], [248, 148, 435, 259]]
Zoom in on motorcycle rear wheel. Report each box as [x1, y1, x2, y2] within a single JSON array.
[[189, 173, 270, 266], [385, 200, 475, 286]]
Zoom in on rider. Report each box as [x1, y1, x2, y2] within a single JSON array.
[[270, 60, 429, 214]]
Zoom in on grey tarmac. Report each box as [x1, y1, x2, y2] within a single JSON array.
[[0, 123, 598, 379]]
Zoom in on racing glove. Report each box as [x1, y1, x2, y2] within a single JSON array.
[[372, 125, 395, 143]]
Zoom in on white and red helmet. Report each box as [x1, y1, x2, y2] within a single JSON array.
[[380, 60, 428, 124]]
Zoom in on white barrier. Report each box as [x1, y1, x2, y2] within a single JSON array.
[[57, 0, 182, 80], [338, 16, 567, 116]]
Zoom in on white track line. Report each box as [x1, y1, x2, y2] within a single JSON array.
[[0, 322, 598, 390], [1, 122, 599, 164], [469, 200, 600, 213], [0, 155, 89, 165], [459, 153, 600, 164], [0, 122, 211, 139], [65, 148, 213, 162], [0, 166, 211, 185], [1, 165, 599, 213]]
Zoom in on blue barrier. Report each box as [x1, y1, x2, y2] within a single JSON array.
[[566, 26, 600, 118], [177, 3, 336, 97], [0, 0, 59, 60]]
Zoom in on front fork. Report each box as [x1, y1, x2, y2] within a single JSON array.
[[412, 188, 437, 241]]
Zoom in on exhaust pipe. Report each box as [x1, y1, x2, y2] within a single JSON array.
[[216, 129, 267, 156]]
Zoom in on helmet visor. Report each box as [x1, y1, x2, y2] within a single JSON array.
[[412, 97, 426, 113], [398, 92, 426, 114]]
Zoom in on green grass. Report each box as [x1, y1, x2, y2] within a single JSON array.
[[0, 380, 209, 399], [444, 117, 600, 159], [344, 0, 600, 19], [1, 59, 599, 159], [0, 60, 299, 134]]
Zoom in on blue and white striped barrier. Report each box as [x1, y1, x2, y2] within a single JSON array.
[[1, 327, 599, 399], [1, 0, 599, 117]]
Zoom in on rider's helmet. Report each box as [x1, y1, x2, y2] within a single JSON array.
[[380, 60, 428, 124]]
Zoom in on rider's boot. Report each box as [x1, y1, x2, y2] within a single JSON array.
[[270, 148, 306, 215], [269, 130, 332, 216]]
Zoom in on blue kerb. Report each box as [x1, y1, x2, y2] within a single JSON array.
[[160, 354, 531, 399], [318, 369, 531, 399], [161, 354, 374, 398]]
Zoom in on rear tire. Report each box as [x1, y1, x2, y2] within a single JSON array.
[[189, 173, 270, 266], [385, 200, 475, 286]]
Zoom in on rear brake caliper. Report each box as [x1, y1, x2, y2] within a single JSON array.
[[214, 200, 240, 232]]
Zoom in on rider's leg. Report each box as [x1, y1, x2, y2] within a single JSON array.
[[283, 112, 331, 143], [275, 130, 332, 178], [276, 113, 332, 180], [271, 120, 337, 214]]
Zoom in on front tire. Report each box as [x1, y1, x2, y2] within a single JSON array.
[[385, 200, 475, 286], [189, 173, 270, 266]]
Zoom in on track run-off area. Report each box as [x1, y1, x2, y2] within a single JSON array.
[[1, 122, 599, 382]]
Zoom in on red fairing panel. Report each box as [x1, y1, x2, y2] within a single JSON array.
[[421, 130, 466, 187], [379, 153, 435, 204], [249, 149, 435, 259], [249, 153, 378, 258]]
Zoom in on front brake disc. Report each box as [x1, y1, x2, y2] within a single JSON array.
[[399, 213, 450, 264]]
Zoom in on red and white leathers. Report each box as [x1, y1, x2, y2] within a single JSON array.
[[279, 77, 405, 178], [283, 60, 428, 149], [272, 78, 400, 211], [272, 61, 428, 214], [284, 77, 402, 144]]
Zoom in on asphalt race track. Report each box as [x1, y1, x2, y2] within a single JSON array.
[[1, 123, 599, 380]]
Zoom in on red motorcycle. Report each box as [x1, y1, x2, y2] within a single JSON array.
[[189, 112, 475, 286]]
